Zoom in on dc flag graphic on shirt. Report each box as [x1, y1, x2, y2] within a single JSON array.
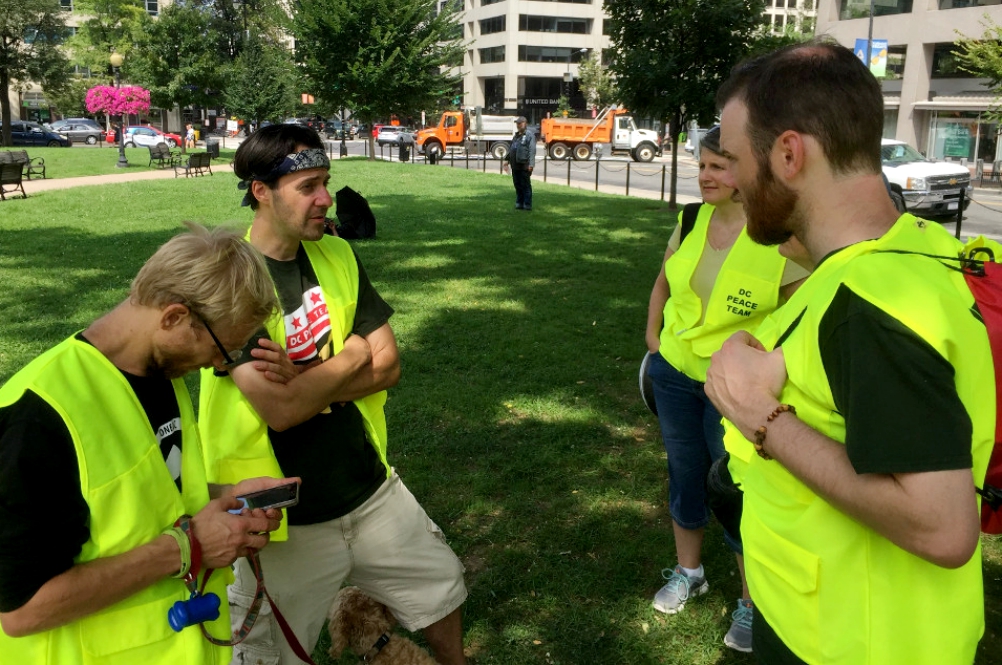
[[284, 286, 331, 362]]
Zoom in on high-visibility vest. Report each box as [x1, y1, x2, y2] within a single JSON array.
[[0, 337, 231, 665], [659, 204, 789, 382], [725, 215, 993, 664], [199, 235, 390, 541]]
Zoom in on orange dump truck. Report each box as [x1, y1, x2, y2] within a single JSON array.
[[540, 107, 660, 162], [415, 110, 516, 160]]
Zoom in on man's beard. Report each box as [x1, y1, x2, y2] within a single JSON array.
[[743, 160, 799, 246]]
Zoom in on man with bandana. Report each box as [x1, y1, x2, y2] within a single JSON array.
[[198, 124, 468, 665]]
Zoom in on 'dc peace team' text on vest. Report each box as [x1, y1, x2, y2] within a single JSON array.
[[724, 215, 993, 664], [0, 337, 231, 665], [659, 203, 789, 382], [199, 235, 391, 541]]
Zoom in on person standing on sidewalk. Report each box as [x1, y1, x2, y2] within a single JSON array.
[[503, 116, 536, 210], [645, 126, 807, 653]]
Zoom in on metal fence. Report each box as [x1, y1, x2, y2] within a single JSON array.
[[324, 140, 697, 202]]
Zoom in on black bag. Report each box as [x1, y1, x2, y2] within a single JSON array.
[[333, 186, 376, 239]]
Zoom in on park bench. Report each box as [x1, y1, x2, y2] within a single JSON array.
[[148, 143, 181, 169], [0, 150, 45, 180], [174, 152, 213, 178], [0, 163, 27, 200]]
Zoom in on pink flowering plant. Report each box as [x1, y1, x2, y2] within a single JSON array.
[[85, 85, 151, 116]]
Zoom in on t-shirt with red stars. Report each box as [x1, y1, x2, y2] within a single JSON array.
[[237, 245, 394, 525]]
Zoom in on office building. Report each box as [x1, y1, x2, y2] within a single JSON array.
[[817, 0, 1002, 162]]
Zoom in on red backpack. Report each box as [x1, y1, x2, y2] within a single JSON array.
[[886, 239, 1002, 533], [963, 245, 1002, 533]]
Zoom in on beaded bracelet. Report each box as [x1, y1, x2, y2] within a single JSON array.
[[753, 404, 797, 460], [162, 525, 191, 579]]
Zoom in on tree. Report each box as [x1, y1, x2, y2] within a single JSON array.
[[65, 0, 147, 77], [224, 32, 297, 126], [577, 51, 617, 111], [48, 76, 94, 117], [955, 17, 1002, 119], [604, 0, 765, 207], [127, 3, 228, 112], [0, 0, 71, 146], [292, 0, 465, 158]]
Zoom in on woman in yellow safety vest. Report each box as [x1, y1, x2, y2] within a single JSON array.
[[643, 126, 808, 654]]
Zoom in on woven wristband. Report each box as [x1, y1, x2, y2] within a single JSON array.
[[162, 525, 191, 579]]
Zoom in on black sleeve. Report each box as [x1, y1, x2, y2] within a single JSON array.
[[0, 391, 90, 612], [819, 284, 973, 475], [352, 250, 394, 337]]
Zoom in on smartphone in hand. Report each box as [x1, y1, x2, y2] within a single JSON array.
[[228, 481, 300, 514]]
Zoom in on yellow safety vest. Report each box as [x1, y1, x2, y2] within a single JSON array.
[[0, 337, 230, 665], [199, 235, 390, 541], [724, 215, 993, 664], [659, 204, 789, 382]]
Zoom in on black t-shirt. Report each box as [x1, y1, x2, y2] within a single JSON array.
[[236, 245, 393, 526], [0, 335, 182, 612], [754, 281, 975, 657]]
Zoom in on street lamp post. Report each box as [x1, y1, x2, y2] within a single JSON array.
[[563, 48, 589, 108], [109, 52, 129, 168]]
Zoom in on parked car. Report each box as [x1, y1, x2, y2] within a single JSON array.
[[47, 118, 104, 145], [121, 126, 173, 149], [376, 126, 414, 147], [10, 121, 71, 147], [144, 126, 182, 148], [880, 138, 972, 215], [324, 120, 355, 140]]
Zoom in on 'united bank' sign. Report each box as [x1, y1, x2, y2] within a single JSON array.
[[522, 98, 560, 105]]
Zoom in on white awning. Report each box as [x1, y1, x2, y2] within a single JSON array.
[[883, 96, 900, 110], [912, 95, 997, 112]]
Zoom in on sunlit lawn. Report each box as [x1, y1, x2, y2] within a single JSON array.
[[1, 161, 999, 664], [0, 143, 238, 179]]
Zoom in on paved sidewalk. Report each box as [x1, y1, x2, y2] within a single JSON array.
[[21, 162, 234, 195]]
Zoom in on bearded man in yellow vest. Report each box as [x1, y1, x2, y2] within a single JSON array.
[[704, 40, 992, 664], [198, 124, 468, 665], [0, 224, 292, 665]]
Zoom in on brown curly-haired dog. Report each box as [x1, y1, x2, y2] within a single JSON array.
[[327, 587, 440, 665]]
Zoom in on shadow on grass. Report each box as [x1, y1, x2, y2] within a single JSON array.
[[8, 163, 992, 664], [0, 226, 180, 376]]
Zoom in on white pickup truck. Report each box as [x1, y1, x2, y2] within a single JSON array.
[[881, 139, 972, 215]]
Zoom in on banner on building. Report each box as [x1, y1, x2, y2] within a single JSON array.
[[854, 38, 888, 77]]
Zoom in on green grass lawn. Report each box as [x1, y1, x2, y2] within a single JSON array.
[[1, 162, 1000, 664], [0, 144, 238, 178]]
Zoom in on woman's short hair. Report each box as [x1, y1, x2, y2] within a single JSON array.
[[700, 126, 722, 156], [131, 222, 277, 331]]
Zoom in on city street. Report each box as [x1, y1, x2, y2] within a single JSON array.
[[332, 136, 1002, 242]]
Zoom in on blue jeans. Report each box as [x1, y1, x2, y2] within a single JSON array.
[[648, 350, 741, 553], [512, 168, 532, 209]]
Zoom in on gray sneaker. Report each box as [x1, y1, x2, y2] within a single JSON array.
[[723, 598, 754, 653], [652, 565, 709, 614]]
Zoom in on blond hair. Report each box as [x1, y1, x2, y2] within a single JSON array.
[[131, 222, 277, 330]]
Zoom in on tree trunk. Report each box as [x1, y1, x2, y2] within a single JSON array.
[[668, 112, 681, 209], [1, 69, 12, 147]]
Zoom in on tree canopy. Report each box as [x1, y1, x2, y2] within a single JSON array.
[[0, 0, 71, 145], [577, 51, 618, 111], [223, 32, 298, 125], [126, 2, 228, 111], [291, 0, 464, 155], [955, 18, 1002, 119], [604, 0, 765, 205]]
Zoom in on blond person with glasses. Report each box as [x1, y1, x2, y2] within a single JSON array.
[[0, 224, 297, 665]]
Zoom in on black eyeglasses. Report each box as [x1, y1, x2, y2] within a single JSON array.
[[191, 310, 243, 366]]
